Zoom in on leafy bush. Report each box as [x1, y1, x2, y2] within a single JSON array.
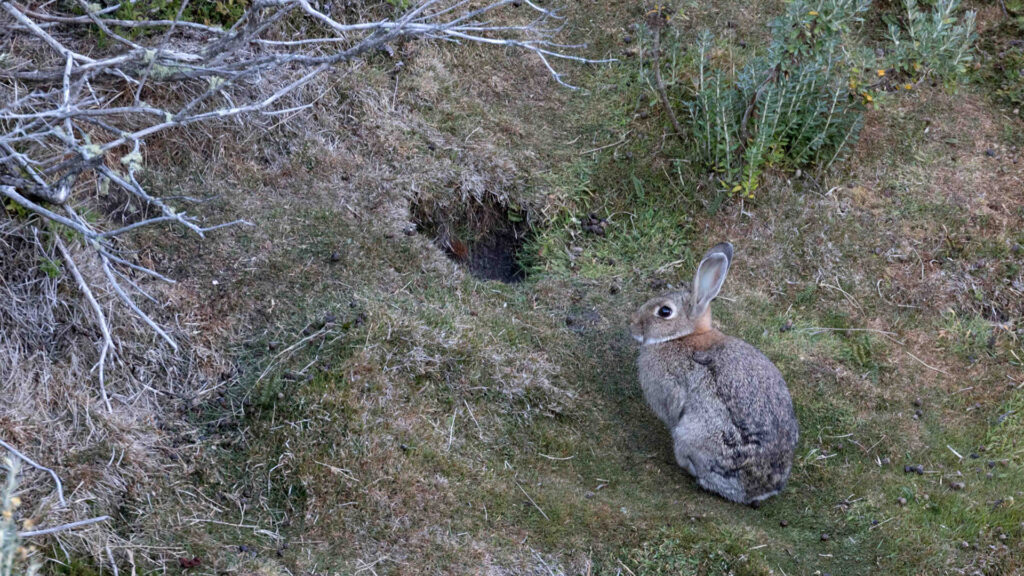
[[651, 0, 978, 196], [685, 0, 870, 197], [887, 0, 976, 82]]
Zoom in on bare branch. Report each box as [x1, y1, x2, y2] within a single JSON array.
[[54, 233, 115, 412], [0, 0, 608, 397], [0, 441, 67, 507], [18, 516, 112, 538]]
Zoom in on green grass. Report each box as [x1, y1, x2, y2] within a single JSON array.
[[114, 0, 1024, 574], [988, 386, 1024, 464]]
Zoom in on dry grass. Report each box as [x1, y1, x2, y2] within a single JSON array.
[[0, 216, 236, 569], [3, 0, 1024, 574]]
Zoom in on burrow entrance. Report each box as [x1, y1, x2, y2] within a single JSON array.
[[411, 196, 532, 283]]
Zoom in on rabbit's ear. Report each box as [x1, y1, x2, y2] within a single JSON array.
[[690, 243, 733, 318]]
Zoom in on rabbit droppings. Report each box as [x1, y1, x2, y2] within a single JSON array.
[[630, 242, 798, 505]]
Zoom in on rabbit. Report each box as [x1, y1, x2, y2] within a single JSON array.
[[629, 242, 798, 505]]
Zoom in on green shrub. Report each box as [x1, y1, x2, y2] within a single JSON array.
[[650, 0, 978, 196], [685, 0, 870, 197], [887, 0, 976, 82]]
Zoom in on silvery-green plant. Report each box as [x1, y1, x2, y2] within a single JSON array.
[[888, 0, 977, 81], [1, 459, 40, 576], [684, 0, 870, 196]]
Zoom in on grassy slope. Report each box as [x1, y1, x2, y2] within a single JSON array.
[[132, 1, 1024, 574]]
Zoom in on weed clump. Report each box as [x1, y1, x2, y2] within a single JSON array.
[[650, 0, 978, 196], [689, 0, 871, 197], [1, 459, 40, 576], [683, 0, 873, 196], [887, 0, 976, 83]]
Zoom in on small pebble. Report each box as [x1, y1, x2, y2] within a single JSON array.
[[820, 533, 830, 541], [949, 481, 965, 490], [988, 460, 997, 468], [961, 541, 970, 549], [913, 398, 923, 407], [780, 520, 789, 527], [985, 149, 996, 157], [584, 491, 595, 499], [780, 319, 794, 333], [897, 497, 907, 506], [881, 457, 891, 466], [329, 251, 340, 262], [970, 453, 979, 459]]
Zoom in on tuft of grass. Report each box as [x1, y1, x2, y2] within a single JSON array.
[[936, 309, 998, 363], [987, 386, 1024, 464], [111, 0, 248, 30], [614, 526, 745, 576]]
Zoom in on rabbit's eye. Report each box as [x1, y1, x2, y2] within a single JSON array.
[[656, 305, 675, 319]]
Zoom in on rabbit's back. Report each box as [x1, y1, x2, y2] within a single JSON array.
[[640, 335, 798, 503], [698, 336, 798, 499]]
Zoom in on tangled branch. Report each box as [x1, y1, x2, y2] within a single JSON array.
[[0, 0, 608, 406]]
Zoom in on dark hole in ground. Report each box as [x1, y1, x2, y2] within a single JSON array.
[[411, 196, 532, 283]]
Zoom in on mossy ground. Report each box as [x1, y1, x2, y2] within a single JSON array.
[[108, 0, 1024, 574]]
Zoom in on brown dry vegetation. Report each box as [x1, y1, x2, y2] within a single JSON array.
[[3, 0, 1024, 574]]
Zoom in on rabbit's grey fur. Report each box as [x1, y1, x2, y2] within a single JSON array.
[[630, 243, 798, 504]]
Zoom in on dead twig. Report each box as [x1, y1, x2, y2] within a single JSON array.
[[53, 233, 114, 412], [515, 481, 549, 521], [0, 440, 67, 507], [905, 351, 951, 376], [651, 26, 685, 138], [18, 515, 111, 538], [580, 130, 633, 156]]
